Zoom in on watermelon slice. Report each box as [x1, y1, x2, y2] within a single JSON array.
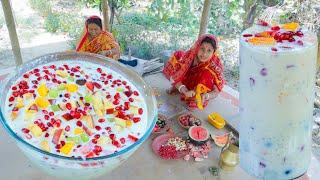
[[52, 129, 63, 144], [188, 126, 209, 146]]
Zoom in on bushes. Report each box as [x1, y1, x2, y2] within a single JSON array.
[[29, 0, 52, 17], [44, 13, 60, 33]]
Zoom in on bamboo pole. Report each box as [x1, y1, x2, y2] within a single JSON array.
[[198, 0, 212, 37], [1, 0, 23, 65], [101, 0, 110, 31]]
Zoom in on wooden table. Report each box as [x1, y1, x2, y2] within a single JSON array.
[[0, 73, 319, 180]]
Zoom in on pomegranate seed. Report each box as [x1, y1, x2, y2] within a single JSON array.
[[92, 139, 98, 144], [23, 74, 29, 78], [271, 47, 278, 52], [133, 91, 139, 96], [94, 145, 102, 152], [95, 126, 101, 131], [138, 108, 143, 115], [65, 125, 71, 132], [94, 134, 101, 139], [49, 112, 54, 116], [98, 118, 105, 123], [112, 140, 120, 147], [45, 133, 49, 137], [64, 93, 70, 98], [22, 128, 30, 133], [97, 68, 102, 73], [107, 75, 112, 79], [297, 40, 303, 46], [76, 121, 82, 127], [61, 141, 66, 146], [113, 99, 120, 105], [11, 86, 17, 90], [271, 26, 280, 31], [129, 98, 134, 102], [9, 96, 15, 102], [133, 117, 141, 123], [44, 115, 50, 120], [242, 34, 253, 37], [120, 138, 126, 144], [34, 68, 40, 73], [105, 127, 111, 131], [66, 103, 72, 110], [109, 134, 115, 140]]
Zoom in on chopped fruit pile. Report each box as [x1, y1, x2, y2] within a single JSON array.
[[5, 62, 147, 158], [178, 113, 201, 129], [242, 21, 306, 51]]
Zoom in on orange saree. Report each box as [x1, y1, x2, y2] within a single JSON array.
[[76, 17, 120, 60]]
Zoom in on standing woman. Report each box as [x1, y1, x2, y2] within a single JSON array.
[[163, 34, 225, 110], [76, 16, 120, 60]]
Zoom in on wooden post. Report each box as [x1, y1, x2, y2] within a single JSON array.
[[102, 0, 110, 31], [199, 0, 212, 37], [1, 0, 23, 65]]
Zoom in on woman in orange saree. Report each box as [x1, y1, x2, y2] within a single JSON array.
[[76, 16, 120, 60], [163, 34, 225, 110]]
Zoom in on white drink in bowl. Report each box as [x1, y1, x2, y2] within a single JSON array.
[[239, 22, 318, 179]]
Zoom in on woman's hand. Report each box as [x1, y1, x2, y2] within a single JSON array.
[[184, 90, 196, 98], [99, 50, 112, 56]]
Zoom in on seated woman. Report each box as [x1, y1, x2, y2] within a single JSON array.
[[76, 16, 120, 60], [163, 34, 225, 110]]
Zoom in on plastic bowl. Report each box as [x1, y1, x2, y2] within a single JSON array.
[[0, 52, 157, 179]]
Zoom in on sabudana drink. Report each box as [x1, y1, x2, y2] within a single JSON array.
[[239, 22, 318, 179]]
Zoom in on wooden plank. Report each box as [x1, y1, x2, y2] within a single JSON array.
[[1, 0, 23, 66]]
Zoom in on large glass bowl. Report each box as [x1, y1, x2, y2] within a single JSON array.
[[0, 52, 157, 179]]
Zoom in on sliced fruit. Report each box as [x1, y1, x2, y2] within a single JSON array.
[[40, 140, 50, 152], [103, 99, 114, 109], [82, 125, 93, 136], [62, 113, 73, 121], [10, 111, 18, 120], [48, 89, 59, 98], [52, 129, 63, 144], [28, 124, 43, 137], [24, 112, 35, 121], [67, 76, 75, 82], [116, 87, 124, 92], [27, 104, 38, 113], [129, 105, 140, 115], [128, 134, 139, 142], [65, 84, 78, 93], [80, 133, 89, 143], [82, 115, 94, 128], [84, 94, 93, 103], [85, 82, 94, 92], [66, 136, 81, 145], [126, 120, 133, 127], [50, 104, 61, 112], [56, 70, 69, 78], [106, 108, 114, 114], [74, 127, 84, 135], [97, 136, 111, 146], [15, 97, 24, 108], [35, 97, 50, 109], [114, 117, 127, 128], [57, 84, 66, 90], [60, 142, 74, 155], [23, 93, 33, 100], [92, 93, 104, 117], [188, 126, 209, 146], [48, 99, 56, 105], [37, 83, 49, 97]]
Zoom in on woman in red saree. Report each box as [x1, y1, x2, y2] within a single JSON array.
[[163, 34, 225, 110], [76, 16, 120, 60]]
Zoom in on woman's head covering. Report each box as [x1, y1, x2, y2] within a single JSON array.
[[163, 34, 224, 91]]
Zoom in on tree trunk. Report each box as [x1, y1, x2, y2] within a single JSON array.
[[109, 1, 116, 31], [102, 0, 110, 31], [2, 0, 23, 66], [243, 0, 258, 30], [198, 0, 212, 37]]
